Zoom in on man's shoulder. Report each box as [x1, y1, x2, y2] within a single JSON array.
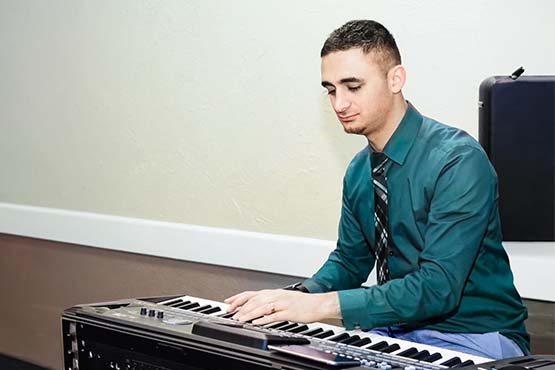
[[342, 146, 370, 184], [418, 116, 485, 157], [347, 146, 369, 169]]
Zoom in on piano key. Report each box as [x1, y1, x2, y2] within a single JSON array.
[[440, 357, 462, 367], [177, 302, 200, 310], [396, 347, 418, 358], [381, 343, 401, 353], [167, 295, 230, 314], [349, 337, 372, 347], [367, 340, 389, 351], [266, 321, 291, 330], [422, 352, 442, 363], [279, 323, 300, 331], [340, 335, 361, 345], [163, 298, 186, 306], [454, 360, 474, 368], [190, 304, 212, 312], [299, 327, 323, 337], [198, 306, 221, 315], [313, 330, 335, 339], [328, 332, 350, 342], [287, 324, 309, 333], [410, 350, 430, 360], [217, 312, 236, 319]]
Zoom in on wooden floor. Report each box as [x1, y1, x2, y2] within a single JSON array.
[[0, 354, 47, 370]]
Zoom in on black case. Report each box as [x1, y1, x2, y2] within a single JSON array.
[[479, 74, 555, 241]]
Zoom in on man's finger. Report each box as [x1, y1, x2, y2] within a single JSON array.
[[224, 291, 259, 312], [252, 311, 284, 326], [234, 301, 276, 323]]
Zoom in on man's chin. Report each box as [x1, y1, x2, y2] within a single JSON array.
[[342, 124, 365, 135]]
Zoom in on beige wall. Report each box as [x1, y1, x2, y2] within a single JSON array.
[[1, 0, 554, 241]]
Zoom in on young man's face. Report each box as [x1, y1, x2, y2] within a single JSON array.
[[321, 48, 395, 138]]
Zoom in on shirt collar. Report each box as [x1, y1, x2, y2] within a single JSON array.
[[369, 101, 423, 166]]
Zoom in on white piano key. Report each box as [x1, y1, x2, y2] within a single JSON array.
[[348, 330, 492, 365], [159, 295, 230, 316]]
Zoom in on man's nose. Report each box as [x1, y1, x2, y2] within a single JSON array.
[[333, 91, 351, 113]]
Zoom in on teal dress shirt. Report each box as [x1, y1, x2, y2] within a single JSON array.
[[303, 103, 530, 352]]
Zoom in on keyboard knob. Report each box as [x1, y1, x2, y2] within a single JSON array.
[[148, 309, 156, 317], [139, 307, 147, 316]]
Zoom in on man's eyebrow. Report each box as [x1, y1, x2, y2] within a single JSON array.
[[321, 77, 364, 88]]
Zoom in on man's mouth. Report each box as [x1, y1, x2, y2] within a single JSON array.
[[338, 113, 359, 122]]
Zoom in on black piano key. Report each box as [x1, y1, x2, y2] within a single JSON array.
[[328, 332, 350, 342], [172, 300, 192, 308], [440, 357, 462, 367], [340, 335, 361, 345], [350, 337, 372, 347], [381, 343, 401, 353], [177, 302, 200, 310], [191, 304, 212, 312], [287, 324, 309, 333], [218, 312, 236, 319], [266, 321, 291, 330], [396, 347, 418, 358], [299, 327, 323, 337], [421, 352, 443, 363], [368, 340, 389, 351], [279, 323, 300, 331], [198, 306, 221, 315], [163, 298, 185, 306], [313, 330, 335, 339], [411, 350, 431, 360], [453, 360, 474, 368]]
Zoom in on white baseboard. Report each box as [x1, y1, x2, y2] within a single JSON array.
[[0, 202, 553, 301]]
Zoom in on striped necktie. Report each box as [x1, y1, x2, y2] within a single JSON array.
[[371, 152, 391, 285]]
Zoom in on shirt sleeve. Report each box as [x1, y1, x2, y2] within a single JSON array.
[[338, 146, 499, 330], [302, 177, 376, 294]]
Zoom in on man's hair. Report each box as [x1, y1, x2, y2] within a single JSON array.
[[321, 20, 401, 73]]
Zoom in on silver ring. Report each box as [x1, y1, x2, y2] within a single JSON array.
[[269, 302, 275, 314]]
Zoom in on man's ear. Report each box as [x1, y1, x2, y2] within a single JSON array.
[[388, 65, 406, 94]]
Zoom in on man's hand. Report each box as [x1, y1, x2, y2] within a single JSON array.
[[224, 289, 341, 326]]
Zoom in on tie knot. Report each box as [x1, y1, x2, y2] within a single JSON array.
[[372, 152, 388, 176]]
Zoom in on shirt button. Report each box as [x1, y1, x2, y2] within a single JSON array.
[[388, 250, 395, 256]]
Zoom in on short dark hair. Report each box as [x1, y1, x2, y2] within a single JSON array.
[[321, 20, 401, 73]]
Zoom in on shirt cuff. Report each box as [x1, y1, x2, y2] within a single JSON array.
[[301, 278, 328, 293], [337, 288, 369, 330]]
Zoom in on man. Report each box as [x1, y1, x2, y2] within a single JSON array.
[[225, 20, 529, 359]]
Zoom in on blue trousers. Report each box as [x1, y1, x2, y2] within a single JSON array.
[[370, 326, 525, 360]]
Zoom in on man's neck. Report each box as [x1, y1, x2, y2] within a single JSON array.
[[367, 98, 408, 152]]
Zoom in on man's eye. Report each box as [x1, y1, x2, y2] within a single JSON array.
[[327, 90, 336, 96], [348, 86, 361, 91]]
